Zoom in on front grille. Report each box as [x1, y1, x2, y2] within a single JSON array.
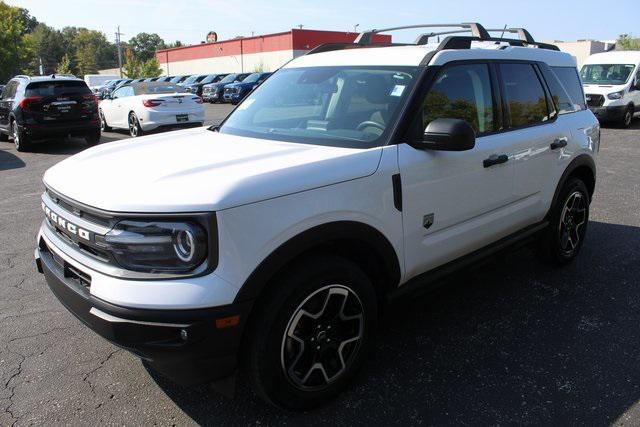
[[585, 94, 604, 107], [203, 87, 212, 94]]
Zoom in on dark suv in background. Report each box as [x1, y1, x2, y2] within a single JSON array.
[[202, 73, 250, 103], [0, 75, 100, 151], [183, 73, 228, 97], [223, 72, 271, 104]]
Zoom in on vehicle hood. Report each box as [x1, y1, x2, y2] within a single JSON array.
[[582, 83, 627, 95], [43, 127, 382, 213]]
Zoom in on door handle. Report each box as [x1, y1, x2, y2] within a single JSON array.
[[483, 154, 509, 168], [550, 137, 568, 150]]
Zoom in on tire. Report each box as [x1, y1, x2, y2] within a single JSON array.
[[620, 106, 633, 128], [538, 177, 590, 266], [85, 131, 101, 146], [11, 121, 31, 152], [0, 131, 8, 142], [99, 109, 111, 132], [244, 254, 378, 410], [128, 112, 143, 138]]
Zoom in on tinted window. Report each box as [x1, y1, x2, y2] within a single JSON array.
[[550, 67, 586, 113], [422, 63, 494, 134], [25, 81, 91, 97], [133, 84, 186, 95], [243, 73, 261, 83], [500, 63, 550, 127], [2, 82, 17, 99], [220, 74, 237, 83]]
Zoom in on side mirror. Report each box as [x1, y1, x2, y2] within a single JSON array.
[[418, 118, 476, 151]]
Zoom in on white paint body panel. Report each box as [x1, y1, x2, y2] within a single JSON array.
[[39, 42, 599, 310]]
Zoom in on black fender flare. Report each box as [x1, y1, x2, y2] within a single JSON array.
[[548, 154, 596, 217], [233, 221, 401, 303]]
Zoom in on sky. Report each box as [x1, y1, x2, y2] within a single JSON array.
[[8, 0, 638, 46]]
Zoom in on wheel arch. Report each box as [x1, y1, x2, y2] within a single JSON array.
[[549, 154, 596, 215], [233, 221, 402, 305]]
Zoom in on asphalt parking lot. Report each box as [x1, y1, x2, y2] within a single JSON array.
[[1, 107, 639, 425]]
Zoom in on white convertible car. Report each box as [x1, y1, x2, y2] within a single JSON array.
[[99, 82, 205, 137]]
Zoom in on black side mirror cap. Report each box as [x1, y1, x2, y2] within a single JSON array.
[[418, 118, 476, 151]]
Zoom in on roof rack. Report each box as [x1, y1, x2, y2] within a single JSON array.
[[14, 75, 31, 80], [354, 23, 490, 45], [304, 23, 560, 65]]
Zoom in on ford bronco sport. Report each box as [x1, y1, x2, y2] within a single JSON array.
[[35, 23, 599, 410]]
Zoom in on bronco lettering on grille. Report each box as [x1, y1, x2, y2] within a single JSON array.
[[42, 201, 92, 241]]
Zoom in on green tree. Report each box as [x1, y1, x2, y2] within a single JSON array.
[[140, 58, 162, 77], [76, 44, 98, 75], [57, 53, 72, 74], [617, 34, 640, 50], [0, 1, 33, 82], [123, 49, 142, 78], [166, 40, 183, 48], [24, 23, 65, 75], [16, 7, 38, 34], [129, 32, 166, 62]]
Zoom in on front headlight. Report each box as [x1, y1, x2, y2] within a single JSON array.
[[607, 91, 624, 100], [98, 220, 208, 273]]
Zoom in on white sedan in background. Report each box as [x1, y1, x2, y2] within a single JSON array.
[[99, 82, 205, 137]]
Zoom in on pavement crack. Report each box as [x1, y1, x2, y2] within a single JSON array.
[[82, 348, 121, 397]]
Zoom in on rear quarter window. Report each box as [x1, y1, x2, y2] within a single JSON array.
[[26, 81, 91, 97], [549, 67, 586, 113]]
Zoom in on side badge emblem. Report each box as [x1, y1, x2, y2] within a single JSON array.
[[423, 213, 434, 230]]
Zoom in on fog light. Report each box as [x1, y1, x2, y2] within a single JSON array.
[[180, 329, 188, 341]]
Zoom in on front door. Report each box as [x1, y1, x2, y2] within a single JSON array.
[[398, 62, 518, 280]]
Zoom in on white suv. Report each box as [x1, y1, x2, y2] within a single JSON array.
[[35, 24, 599, 410]]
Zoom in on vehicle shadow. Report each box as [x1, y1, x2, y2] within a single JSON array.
[[0, 146, 26, 171], [27, 135, 123, 155], [148, 220, 640, 425]]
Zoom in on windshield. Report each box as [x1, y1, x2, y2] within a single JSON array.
[[219, 66, 419, 148], [133, 83, 187, 95], [219, 74, 237, 84], [182, 75, 203, 85], [201, 75, 220, 84], [580, 64, 636, 85], [242, 73, 261, 83]]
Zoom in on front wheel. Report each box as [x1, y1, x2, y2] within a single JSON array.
[[538, 177, 590, 265], [128, 112, 144, 138], [99, 110, 111, 132], [620, 106, 634, 128], [244, 255, 378, 410]]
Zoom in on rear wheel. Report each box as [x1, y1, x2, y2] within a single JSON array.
[[128, 112, 143, 138], [99, 109, 111, 132], [244, 255, 377, 410], [11, 121, 31, 152], [0, 131, 8, 142], [538, 177, 590, 266], [85, 131, 101, 146]]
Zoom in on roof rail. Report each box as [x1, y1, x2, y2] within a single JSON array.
[[14, 75, 30, 80], [486, 28, 535, 44], [354, 23, 490, 45]]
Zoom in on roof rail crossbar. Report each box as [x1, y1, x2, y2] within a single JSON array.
[[355, 23, 490, 45], [415, 29, 476, 45], [486, 28, 535, 44], [433, 35, 560, 54]]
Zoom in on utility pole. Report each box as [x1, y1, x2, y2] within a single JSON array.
[[115, 26, 124, 78], [39, 57, 44, 75], [354, 24, 359, 33]]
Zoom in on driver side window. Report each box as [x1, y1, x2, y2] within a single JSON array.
[[420, 63, 495, 135]]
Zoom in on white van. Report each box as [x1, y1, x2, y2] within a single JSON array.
[[581, 51, 640, 127], [84, 74, 118, 92]]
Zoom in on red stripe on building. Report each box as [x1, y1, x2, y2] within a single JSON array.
[[156, 29, 392, 64]]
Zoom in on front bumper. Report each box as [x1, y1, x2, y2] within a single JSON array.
[[589, 105, 627, 122], [35, 239, 252, 386]]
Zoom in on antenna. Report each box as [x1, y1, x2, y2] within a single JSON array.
[[500, 24, 507, 39]]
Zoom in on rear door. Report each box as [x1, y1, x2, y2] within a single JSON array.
[[398, 62, 518, 279], [496, 62, 569, 224], [23, 80, 97, 126]]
